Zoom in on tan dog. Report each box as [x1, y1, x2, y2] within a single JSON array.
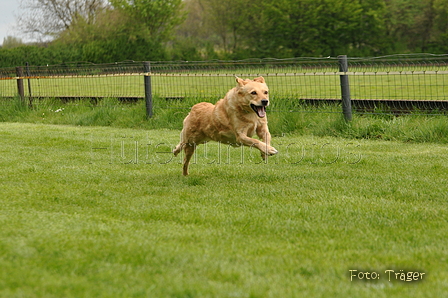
[[173, 76, 278, 175]]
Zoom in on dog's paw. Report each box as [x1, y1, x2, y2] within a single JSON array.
[[266, 146, 278, 156], [261, 146, 278, 159]]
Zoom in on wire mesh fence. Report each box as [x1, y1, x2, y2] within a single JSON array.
[[0, 62, 146, 99], [1, 54, 447, 115]]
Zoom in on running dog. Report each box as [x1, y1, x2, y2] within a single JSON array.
[[173, 76, 278, 175]]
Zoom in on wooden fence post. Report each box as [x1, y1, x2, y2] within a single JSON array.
[[16, 66, 25, 102]]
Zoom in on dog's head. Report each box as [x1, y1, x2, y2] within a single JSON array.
[[235, 76, 269, 118]]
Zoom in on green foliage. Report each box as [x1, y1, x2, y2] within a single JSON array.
[[177, 0, 389, 59], [56, 7, 170, 63], [0, 96, 30, 122], [311, 112, 448, 143], [2, 0, 448, 64], [176, 0, 448, 59], [1, 36, 24, 49], [0, 44, 82, 67], [110, 0, 184, 41]]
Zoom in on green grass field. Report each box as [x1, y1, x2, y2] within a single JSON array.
[[1, 122, 447, 297]]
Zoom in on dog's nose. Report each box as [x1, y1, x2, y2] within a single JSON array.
[[261, 99, 269, 106]]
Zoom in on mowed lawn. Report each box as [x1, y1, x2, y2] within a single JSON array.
[[0, 122, 447, 297]]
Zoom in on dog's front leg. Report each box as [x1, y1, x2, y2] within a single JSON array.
[[236, 133, 278, 157], [256, 126, 277, 159]]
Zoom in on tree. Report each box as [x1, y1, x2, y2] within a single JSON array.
[[55, 8, 163, 62], [352, 0, 388, 55], [177, 0, 389, 58], [425, 0, 448, 52], [2, 36, 24, 49], [206, 0, 252, 54], [237, 0, 294, 58], [17, 0, 108, 41], [174, 0, 294, 58], [434, 0, 448, 34], [281, 0, 388, 57], [53, 0, 184, 62], [383, 0, 437, 52], [109, 0, 184, 42]]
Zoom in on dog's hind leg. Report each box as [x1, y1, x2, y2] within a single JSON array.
[[173, 130, 186, 157], [182, 143, 196, 176]]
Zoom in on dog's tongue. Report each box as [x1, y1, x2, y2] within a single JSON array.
[[256, 106, 266, 118]]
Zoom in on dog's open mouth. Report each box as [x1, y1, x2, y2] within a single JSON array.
[[250, 104, 266, 118]]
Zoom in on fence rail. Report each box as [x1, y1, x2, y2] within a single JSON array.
[[1, 54, 448, 117]]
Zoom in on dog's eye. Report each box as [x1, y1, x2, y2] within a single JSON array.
[[264, 91, 268, 95], [251, 91, 257, 95]]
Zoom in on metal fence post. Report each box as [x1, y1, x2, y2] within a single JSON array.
[[143, 61, 153, 118], [26, 62, 33, 107], [338, 55, 352, 121], [16, 66, 25, 102]]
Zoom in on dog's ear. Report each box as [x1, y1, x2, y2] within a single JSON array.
[[236, 77, 248, 86], [253, 76, 265, 83]]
